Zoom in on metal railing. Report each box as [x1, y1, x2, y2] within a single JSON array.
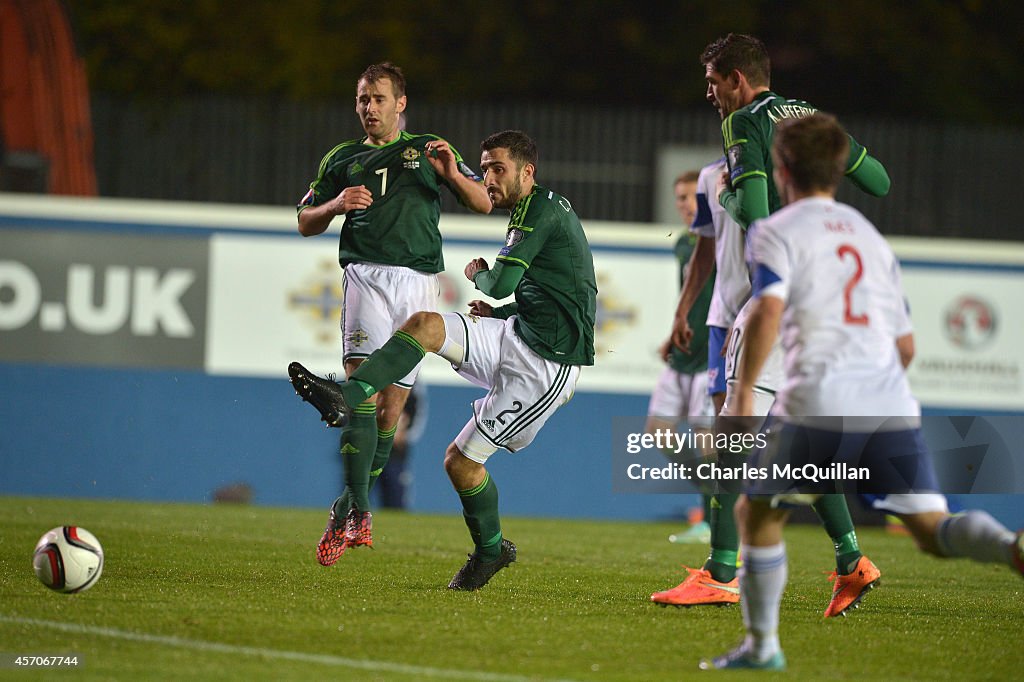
[[90, 95, 1024, 240]]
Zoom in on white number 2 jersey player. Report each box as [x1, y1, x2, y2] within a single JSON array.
[[746, 196, 918, 422]]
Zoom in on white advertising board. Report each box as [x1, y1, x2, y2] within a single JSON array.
[[204, 223, 680, 393], [4, 194, 1023, 408]]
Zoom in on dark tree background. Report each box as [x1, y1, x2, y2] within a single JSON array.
[[67, 0, 1024, 125]]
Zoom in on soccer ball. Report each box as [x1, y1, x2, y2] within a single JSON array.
[[32, 526, 104, 593]]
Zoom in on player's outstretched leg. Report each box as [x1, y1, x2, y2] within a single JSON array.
[[914, 508, 1022, 572], [288, 322, 431, 427]]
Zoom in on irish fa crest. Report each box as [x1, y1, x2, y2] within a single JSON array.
[[346, 329, 370, 347], [402, 147, 421, 169]]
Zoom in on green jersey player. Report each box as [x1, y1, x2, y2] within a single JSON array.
[[667, 220, 713, 376], [294, 62, 491, 566], [702, 33, 890, 228], [300, 128, 483, 274], [477, 179, 597, 367], [289, 130, 597, 591]]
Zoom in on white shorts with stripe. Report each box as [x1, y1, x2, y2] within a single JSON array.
[[721, 297, 785, 418], [442, 313, 580, 464], [342, 262, 439, 388], [647, 367, 714, 428]]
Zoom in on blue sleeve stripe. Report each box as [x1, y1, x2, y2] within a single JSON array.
[[752, 263, 782, 296], [693, 193, 712, 229]]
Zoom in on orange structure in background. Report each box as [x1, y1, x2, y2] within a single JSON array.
[[0, 0, 97, 195]]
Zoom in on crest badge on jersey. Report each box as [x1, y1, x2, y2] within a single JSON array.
[[299, 188, 315, 207], [346, 329, 370, 348], [458, 161, 482, 182], [729, 143, 745, 180], [402, 147, 421, 170], [505, 228, 525, 248]]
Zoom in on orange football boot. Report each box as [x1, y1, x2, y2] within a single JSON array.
[[651, 566, 740, 607]]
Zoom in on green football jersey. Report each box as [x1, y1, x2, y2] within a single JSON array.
[[668, 231, 712, 375], [496, 185, 597, 366], [722, 91, 869, 214], [298, 130, 482, 274]]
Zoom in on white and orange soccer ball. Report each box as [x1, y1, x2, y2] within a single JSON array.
[[32, 526, 104, 593]]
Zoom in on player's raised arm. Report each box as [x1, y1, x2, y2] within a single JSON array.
[[425, 139, 492, 214]]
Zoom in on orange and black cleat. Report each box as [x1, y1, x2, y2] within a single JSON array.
[[824, 555, 881, 617], [344, 507, 374, 549], [316, 503, 349, 566]]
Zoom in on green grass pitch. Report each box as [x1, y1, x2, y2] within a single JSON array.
[[1, 496, 1020, 680]]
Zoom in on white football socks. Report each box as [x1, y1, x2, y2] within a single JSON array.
[[936, 510, 1015, 565], [739, 542, 787, 661]]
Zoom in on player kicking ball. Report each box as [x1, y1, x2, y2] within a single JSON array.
[[700, 113, 1024, 671], [289, 130, 598, 590]]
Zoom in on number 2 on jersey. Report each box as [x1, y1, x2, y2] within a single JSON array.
[[837, 244, 869, 325]]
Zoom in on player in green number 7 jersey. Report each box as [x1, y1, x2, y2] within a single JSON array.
[[294, 62, 491, 566]]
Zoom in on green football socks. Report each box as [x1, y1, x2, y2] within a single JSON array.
[[458, 472, 503, 562], [332, 424, 397, 513], [704, 493, 740, 583], [332, 329, 426, 512], [341, 402, 379, 512], [370, 424, 397, 483], [345, 331, 426, 402], [812, 494, 862, 575]]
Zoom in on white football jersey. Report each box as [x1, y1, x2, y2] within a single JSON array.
[[692, 159, 751, 328], [747, 197, 917, 419]]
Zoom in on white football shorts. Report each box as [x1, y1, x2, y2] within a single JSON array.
[[342, 262, 439, 388], [647, 367, 715, 429], [721, 300, 785, 418], [441, 312, 580, 464]]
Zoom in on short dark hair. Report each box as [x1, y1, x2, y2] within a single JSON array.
[[772, 113, 849, 193], [358, 62, 406, 98], [480, 130, 538, 170], [700, 33, 770, 87]]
